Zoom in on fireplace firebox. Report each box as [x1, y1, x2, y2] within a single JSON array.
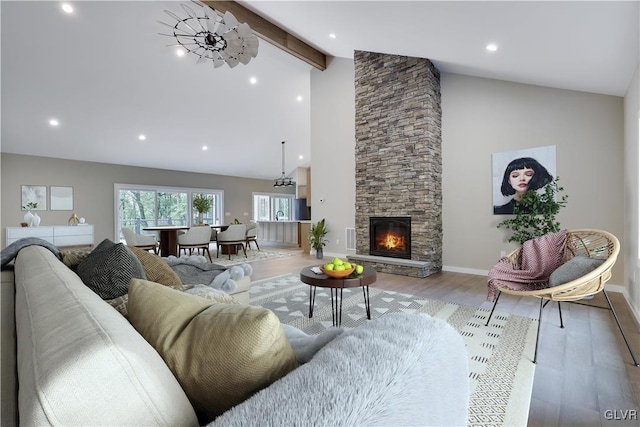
[[369, 217, 411, 259]]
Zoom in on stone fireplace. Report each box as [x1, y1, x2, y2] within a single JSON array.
[[348, 51, 442, 278]]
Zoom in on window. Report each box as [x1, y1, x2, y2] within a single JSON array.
[[252, 193, 294, 221], [115, 184, 223, 240]]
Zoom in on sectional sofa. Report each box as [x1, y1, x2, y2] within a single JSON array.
[[2, 244, 470, 426]]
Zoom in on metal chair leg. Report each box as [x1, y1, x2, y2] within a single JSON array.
[[602, 289, 639, 367], [558, 301, 564, 328], [533, 298, 544, 364], [485, 291, 502, 326]]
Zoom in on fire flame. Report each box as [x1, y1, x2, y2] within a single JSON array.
[[376, 232, 406, 252]]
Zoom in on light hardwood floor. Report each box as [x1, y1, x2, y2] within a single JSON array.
[[246, 243, 640, 426]]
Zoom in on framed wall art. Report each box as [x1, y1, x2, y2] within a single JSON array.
[[50, 186, 74, 211], [492, 145, 557, 215], [21, 185, 47, 211]]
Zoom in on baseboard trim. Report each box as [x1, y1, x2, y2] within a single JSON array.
[[442, 265, 488, 276]]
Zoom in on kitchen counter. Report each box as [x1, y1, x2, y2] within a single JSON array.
[[257, 221, 299, 244]]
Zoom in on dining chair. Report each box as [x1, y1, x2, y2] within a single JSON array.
[[121, 227, 158, 254], [216, 224, 247, 260], [177, 225, 213, 262], [245, 222, 260, 251]]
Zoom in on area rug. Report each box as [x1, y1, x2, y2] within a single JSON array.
[[250, 273, 537, 427], [210, 249, 296, 267]]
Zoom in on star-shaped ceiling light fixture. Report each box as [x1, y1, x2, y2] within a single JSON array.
[[159, 1, 259, 68]]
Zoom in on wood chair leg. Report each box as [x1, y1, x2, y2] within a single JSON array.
[[204, 247, 212, 263], [241, 243, 247, 258]]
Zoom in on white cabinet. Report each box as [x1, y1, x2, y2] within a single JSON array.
[[6, 225, 94, 247]]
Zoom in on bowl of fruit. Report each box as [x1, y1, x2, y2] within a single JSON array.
[[320, 257, 363, 278]]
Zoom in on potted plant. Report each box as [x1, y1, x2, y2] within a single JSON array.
[[192, 194, 213, 225], [497, 177, 568, 244], [309, 218, 328, 259]]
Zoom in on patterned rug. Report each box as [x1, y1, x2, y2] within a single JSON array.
[[250, 273, 537, 427], [210, 249, 296, 267]]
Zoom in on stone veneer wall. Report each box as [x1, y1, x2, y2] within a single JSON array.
[[354, 51, 442, 276]]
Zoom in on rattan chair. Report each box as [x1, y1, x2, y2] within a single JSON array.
[[486, 229, 638, 366]]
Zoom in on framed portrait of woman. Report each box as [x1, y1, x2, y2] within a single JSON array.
[[492, 145, 556, 215]]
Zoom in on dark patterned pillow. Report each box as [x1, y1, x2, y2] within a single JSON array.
[[77, 239, 146, 299]]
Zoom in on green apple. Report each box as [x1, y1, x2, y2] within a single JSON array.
[[331, 257, 344, 266], [334, 264, 346, 271], [355, 264, 364, 274], [323, 263, 335, 271], [342, 262, 352, 270]]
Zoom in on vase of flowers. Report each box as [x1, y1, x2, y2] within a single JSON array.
[[192, 194, 213, 224]]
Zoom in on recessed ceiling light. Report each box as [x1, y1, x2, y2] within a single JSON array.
[[249, 77, 257, 85], [49, 119, 59, 126], [329, 33, 336, 39], [176, 48, 185, 57], [202, 145, 208, 151], [298, 155, 304, 160], [486, 43, 498, 52], [138, 134, 146, 141], [61, 3, 73, 14], [296, 95, 303, 102]]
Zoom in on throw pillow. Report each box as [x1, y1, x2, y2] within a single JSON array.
[[76, 239, 146, 299], [129, 246, 182, 287], [549, 255, 605, 287], [281, 324, 344, 364], [60, 247, 93, 270], [127, 279, 298, 423]]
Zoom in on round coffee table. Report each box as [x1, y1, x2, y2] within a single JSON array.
[[299, 265, 377, 327]]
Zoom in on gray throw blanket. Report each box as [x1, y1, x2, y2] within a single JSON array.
[[166, 256, 238, 294], [1, 237, 61, 267]]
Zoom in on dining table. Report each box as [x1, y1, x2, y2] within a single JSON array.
[[142, 225, 190, 257]]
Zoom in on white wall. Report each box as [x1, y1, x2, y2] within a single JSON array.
[[309, 58, 356, 256], [624, 63, 640, 319], [310, 60, 625, 287]]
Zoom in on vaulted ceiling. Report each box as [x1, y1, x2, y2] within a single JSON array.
[[2, 1, 638, 180]]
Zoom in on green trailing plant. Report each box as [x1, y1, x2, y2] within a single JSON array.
[[309, 218, 329, 251], [192, 193, 213, 214], [497, 176, 568, 244]]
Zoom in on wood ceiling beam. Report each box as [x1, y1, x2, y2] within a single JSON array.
[[203, 1, 327, 71]]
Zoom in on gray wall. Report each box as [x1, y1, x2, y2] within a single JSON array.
[[0, 154, 294, 247], [310, 61, 625, 289]]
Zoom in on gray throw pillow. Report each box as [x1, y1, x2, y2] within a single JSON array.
[[77, 239, 146, 299], [281, 324, 344, 364], [549, 255, 605, 287]]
